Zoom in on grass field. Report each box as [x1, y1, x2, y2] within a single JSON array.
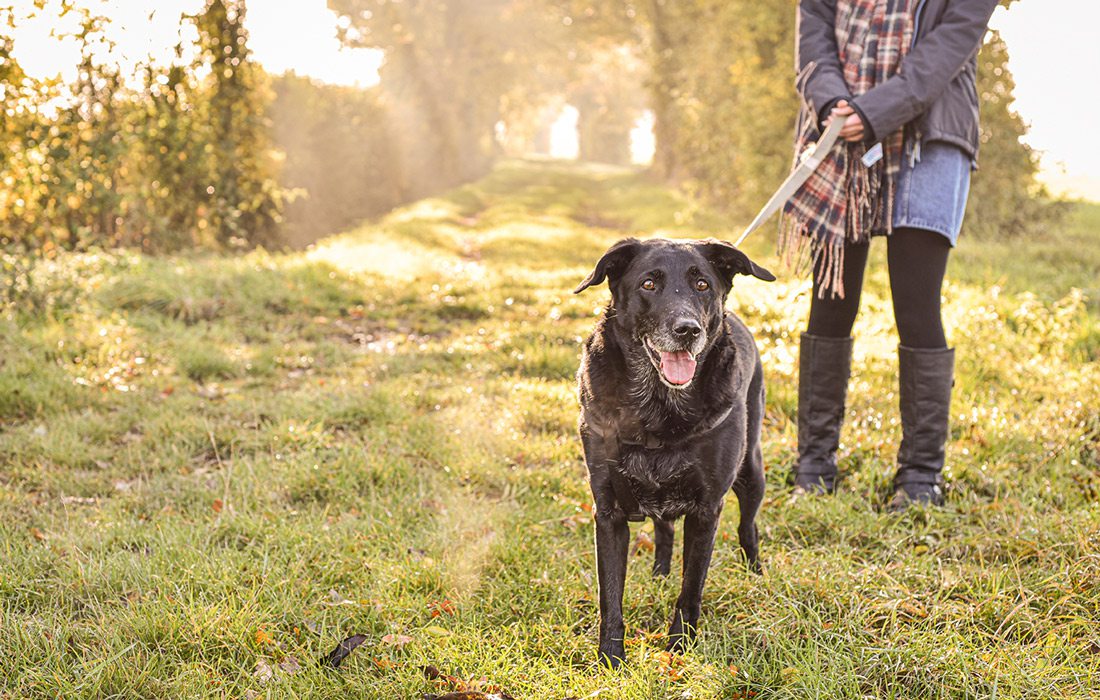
[[2, 160, 1098, 699]]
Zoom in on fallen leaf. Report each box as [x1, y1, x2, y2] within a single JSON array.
[[423, 625, 452, 637], [212, 498, 224, 513], [382, 633, 413, 647], [322, 634, 368, 668], [632, 531, 655, 555], [30, 527, 46, 542], [254, 659, 274, 684], [255, 628, 274, 647], [325, 589, 356, 606], [279, 656, 301, 674], [429, 599, 456, 617], [254, 656, 300, 685]]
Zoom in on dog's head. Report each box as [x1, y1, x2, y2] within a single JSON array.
[[575, 238, 774, 389]]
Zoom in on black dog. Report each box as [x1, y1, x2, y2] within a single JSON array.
[[574, 237, 774, 667]]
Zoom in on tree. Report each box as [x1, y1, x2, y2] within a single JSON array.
[[192, 0, 283, 248], [328, 0, 566, 194], [966, 30, 1058, 237]]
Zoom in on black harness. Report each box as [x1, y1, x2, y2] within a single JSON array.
[[583, 404, 735, 522]]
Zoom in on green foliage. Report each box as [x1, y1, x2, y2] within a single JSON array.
[[328, 0, 565, 194], [666, 0, 799, 212], [193, 0, 282, 249], [0, 1, 284, 254], [966, 30, 1064, 237]]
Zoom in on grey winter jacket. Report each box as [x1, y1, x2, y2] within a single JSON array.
[[797, 0, 999, 159]]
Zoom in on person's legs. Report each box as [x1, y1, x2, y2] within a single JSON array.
[[886, 227, 950, 348], [794, 241, 870, 494], [886, 227, 955, 509], [807, 241, 870, 338]]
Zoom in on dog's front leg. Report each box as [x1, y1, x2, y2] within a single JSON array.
[[594, 506, 630, 668], [666, 505, 722, 653]]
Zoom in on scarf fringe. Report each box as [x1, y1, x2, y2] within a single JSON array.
[[779, 0, 914, 300], [778, 214, 847, 300]]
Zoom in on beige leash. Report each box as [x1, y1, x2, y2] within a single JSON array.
[[733, 117, 845, 247]]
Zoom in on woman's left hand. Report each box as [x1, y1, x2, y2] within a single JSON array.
[[828, 100, 866, 142]]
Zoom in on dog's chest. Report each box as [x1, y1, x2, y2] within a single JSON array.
[[620, 447, 707, 520]]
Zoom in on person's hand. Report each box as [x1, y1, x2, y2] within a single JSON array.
[[827, 100, 866, 142]]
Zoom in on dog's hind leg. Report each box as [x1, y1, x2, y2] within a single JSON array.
[[733, 362, 766, 574], [652, 518, 674, 577], [733, 463, 764, 574]]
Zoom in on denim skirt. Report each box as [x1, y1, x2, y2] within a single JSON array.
[[892, 140, 972, 246]]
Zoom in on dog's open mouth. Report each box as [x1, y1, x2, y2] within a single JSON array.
[[645, 340, 697, 386]]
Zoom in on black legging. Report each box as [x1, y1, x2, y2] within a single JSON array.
[[806, 227, 950, 349]]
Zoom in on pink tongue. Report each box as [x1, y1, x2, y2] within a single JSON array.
[[659, 351, 697, 385]]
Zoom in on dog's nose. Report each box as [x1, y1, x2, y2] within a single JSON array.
[[672, 319, 702, 339]]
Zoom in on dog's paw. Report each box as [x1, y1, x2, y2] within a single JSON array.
[[666, 613, 698, 653], [665, 633, 689, 655], [598, 645, 626, 670]]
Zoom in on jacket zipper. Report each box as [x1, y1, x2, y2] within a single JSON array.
[[911, 0, 929, 48], [907, 0, 930, 163]]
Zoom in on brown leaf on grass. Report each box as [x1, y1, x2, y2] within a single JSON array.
[[254, 659, 275, 684], [428, 599, 456, 617], [254, 628, 274, 647], [29, 527, 46, 542], [654, 650, 686, 680], [382, 633, 413, 647], [420, 664, 516, 700], [279, 657, 301, 674], [254, 656, 301, 685], [212, 498, 224, 513], [631, 531, 655, 555], [322, 634, 369, 668]]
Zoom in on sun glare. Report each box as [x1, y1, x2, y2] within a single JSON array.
[[549, 105, 580, 160], [8, 0, 382, 88]]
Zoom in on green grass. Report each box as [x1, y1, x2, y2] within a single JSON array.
[[1, 160, 1098, 698]]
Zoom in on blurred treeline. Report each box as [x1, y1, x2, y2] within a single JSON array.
[[0, 0, 1054, 256]]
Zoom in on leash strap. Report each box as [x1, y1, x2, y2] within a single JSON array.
[[734, 117, 845, 247]]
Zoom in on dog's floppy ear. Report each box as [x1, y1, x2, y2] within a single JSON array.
[[574, 238, 642, 294], [697, 239, 776, 285]]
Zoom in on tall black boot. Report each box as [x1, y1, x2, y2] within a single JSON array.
[[793, 333, 853, 494], [889, 345, 955, 510]]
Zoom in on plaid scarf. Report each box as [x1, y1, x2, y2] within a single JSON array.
[[781, 0, 916, 298]]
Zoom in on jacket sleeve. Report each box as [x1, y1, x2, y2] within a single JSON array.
[[852, 0, 999, 141], [798, 0, 851, 127]]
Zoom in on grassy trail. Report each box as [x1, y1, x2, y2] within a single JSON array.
[[2, 160, 1098, 698]]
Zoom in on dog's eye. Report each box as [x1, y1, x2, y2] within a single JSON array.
[[695, 279, 710, 292], [641, 279, 656, 291]]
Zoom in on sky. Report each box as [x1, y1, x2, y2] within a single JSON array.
[[990, 0, 1100, 199], [7, 0, 1098, 200]]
